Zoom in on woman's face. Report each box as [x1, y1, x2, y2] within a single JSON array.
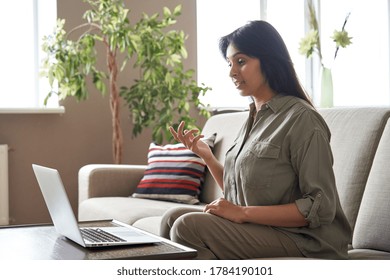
[[226, 44, 268, 99]]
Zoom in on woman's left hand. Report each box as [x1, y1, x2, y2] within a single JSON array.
[[204, 198, 246, 224]]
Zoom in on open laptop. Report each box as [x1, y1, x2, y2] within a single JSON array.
[[32, 164, 161, 248]]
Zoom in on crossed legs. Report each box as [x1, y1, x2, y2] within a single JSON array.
[[160, 207, 303, 259]]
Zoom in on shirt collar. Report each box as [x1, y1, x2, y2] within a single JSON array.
[[249, 94, 289, 114]]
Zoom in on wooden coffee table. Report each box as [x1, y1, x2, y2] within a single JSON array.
[[0, 220, 197, 260]]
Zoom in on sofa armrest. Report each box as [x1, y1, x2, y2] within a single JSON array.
[[78, 164, 146, 204]]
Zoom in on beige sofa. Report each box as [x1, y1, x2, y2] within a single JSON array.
[[79, 107, 390, 259]]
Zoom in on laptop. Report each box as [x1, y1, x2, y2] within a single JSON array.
[[32, 164, 161, 248]]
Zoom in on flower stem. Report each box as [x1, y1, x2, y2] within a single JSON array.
[[334, 12, 351, 60]]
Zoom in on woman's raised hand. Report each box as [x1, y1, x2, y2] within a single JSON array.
[[169, 121, 212, 161]]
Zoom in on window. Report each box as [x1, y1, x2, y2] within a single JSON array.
[[196, 0, 262, 109], [265, 0, 306, 95], [321, 0, 390, 106], [0, 0, 58, 109], [196, 0, 390, 108], [196, 0, 306, 109]]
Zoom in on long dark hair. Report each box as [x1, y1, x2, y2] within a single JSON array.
[[219, 20, 313, 106]]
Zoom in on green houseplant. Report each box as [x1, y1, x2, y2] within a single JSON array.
[[41, 0, 210, 164]]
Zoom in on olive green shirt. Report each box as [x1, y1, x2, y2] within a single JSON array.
[[223, 95, 352, 259]]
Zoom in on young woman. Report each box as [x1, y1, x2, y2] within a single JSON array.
[[165, 20, 352, 259]]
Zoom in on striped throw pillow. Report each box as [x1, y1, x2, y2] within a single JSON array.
[[132, 134, 216, 204]]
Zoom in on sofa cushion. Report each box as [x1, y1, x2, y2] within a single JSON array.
[[318, 107, 390, 230], [348, 249, 390, 260], [132, 134, 216, 204], [352, 119, 390, 253], [132, 216, 163, 235], [79, 197, 190, 225]]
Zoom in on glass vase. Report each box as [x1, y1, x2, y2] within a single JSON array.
[[320, 67, 334, 108]]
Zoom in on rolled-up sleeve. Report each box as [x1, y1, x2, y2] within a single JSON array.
[[292, 128, 337, 228]]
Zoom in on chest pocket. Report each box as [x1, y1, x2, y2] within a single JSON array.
[[239, 141, 281, 205], [249, 142, 280, 159]]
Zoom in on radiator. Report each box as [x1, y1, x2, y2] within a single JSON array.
[[0, 144, 9, 225]]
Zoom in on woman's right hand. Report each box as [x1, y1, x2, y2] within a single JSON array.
[[169, 121, 213, 161], [171, 121, 225, 191]]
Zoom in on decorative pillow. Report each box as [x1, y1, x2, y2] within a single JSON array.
[[132, 133, 216, 204]]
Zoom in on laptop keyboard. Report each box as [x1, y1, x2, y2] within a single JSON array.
[[80, 228, 126, 243]]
